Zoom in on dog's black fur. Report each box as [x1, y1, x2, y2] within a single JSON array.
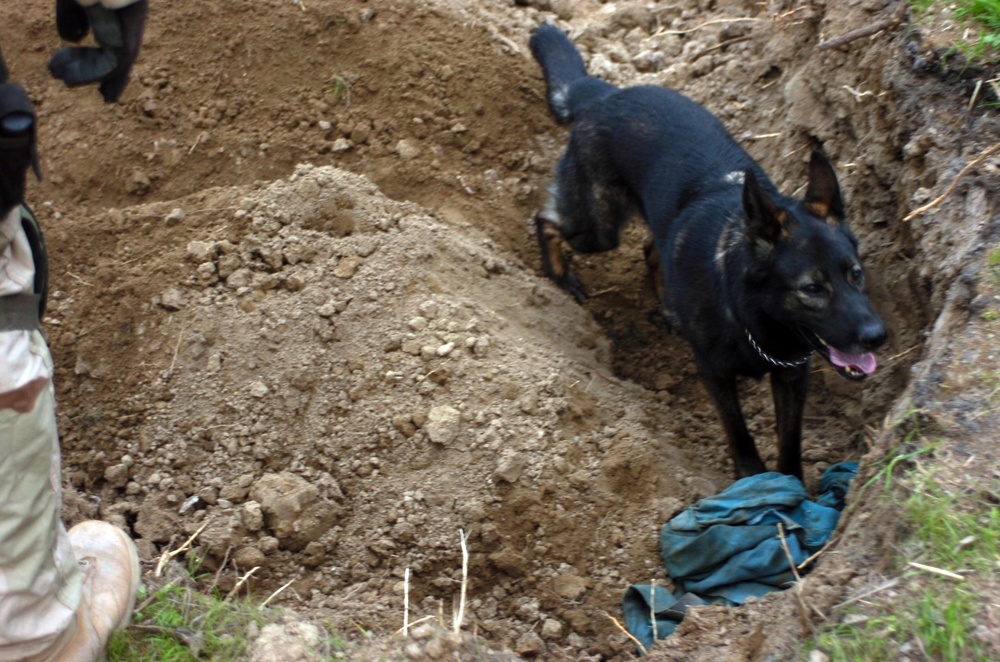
[[529, 24, 887, 479]]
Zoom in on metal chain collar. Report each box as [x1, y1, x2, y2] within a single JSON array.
[[745, 328, 812, 368]]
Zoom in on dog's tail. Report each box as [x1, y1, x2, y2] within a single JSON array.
[[529, 24, 616, 125]]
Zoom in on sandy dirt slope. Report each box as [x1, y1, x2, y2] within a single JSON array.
[[3, 0, 999, 658]]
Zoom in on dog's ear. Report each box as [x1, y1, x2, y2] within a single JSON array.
[[804, 150, 844, 223], [742, 168, 788, 260]]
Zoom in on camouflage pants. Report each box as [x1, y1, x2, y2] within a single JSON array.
[[0, 332, 81, 659]]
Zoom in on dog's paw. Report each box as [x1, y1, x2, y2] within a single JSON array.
[[557, 274, 588, 303]]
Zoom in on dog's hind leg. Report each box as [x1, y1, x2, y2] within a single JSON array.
[[643, 233, 665, 304], [535, 147, 633, 301], [770, 366, 809, 480], [699, 368, 768, 478]]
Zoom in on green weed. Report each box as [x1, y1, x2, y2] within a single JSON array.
[[323, 76, 350, 106], [809, 453, 1000, 661], [987, 246, 1000, 288], [911, 0, 1000, 63], [108, 583, 267, 661]]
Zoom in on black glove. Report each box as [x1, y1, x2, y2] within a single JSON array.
[[48, 0, 148, 103], [0, 82, 41, 219], [55, 0, 90, 42]]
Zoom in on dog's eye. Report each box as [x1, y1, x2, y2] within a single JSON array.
[[849, 266, 864, 284], [800, 283, 825, 296]]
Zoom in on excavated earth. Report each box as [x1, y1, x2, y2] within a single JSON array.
[[4, 0, 1000, 659]]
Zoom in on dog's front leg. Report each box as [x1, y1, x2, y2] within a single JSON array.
[[700, 368, 767, 478], [535, 212, 588, 302], [770, 365, 810, 480]]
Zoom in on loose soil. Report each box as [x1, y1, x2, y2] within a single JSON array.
[[3, 0, 999, 659]]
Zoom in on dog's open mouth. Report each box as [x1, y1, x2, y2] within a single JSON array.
[[802, 331, 878, 381], [826, 346, 877, 380]]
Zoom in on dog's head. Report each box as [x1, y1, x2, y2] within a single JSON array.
[[741, 151, 886, 380]]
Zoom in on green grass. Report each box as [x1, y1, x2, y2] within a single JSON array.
[[322, 76, 350, 106], [108, 575, 354, 661], [108, 584, 269, 661], [987, 246, 1000, 288], [955, 0, 1000, 32], [911, 0, 1000, 62], [808, 454, 1000, 661]]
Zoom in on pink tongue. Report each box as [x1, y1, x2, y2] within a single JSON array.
[[829, 348, 877, 374]]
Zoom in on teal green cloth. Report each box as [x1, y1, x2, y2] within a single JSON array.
[[623, 462, 857, 653]]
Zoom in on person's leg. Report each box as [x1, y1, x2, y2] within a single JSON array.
[[0, 331, 140, 661], [0, 334, 81, 659]]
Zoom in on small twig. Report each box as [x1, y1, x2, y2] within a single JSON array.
[[189, 131, 208, 154], [652, 17, 763, 37], [490, 29, 521, 56], [908, 561, 964, 580], [903, 141, 1000, 221], [777, 522, 803, 582], [168, 326, 186, 375], [843, 85, 875, 102], [66, 271, 93, 286], [403, 567, 411, 636], [987, 78, 1000, 105], [690, 35, 752, 61], [887, 345, 920, 362], [602, 611, 648, 656], [121, 249, 159, 266], [835, 577, 900, 608], [453, 529, 469, 634], [128, 624, 203, 650], [260, 578, 295, 608], [783, 143, 811, 159], [209, 546, 233, 594], [798, 536, 835, 572], [968, 79, 983, 113], [456, 175, 474, 195], [817, 2, 907, 50], [394, 615, 434, 635], [745, 132, 783, 141], [154, 521, 209, 578], [650, 579, 658, 642], [587, 286, 621, 298], [133, 590, 161, 616], [772, 6, 813, 27], [225, 566, 260, 601]]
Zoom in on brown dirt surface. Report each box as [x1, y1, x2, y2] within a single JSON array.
[[3, 0, 1000, 659]]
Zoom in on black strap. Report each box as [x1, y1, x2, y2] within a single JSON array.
[[0, 293, 41, 331], [19, 204, 47, 318]]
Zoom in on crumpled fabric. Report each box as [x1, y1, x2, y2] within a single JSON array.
[[623, 462, 858, 653]]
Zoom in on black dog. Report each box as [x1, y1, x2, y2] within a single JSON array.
[[529, 24, 887, 479]]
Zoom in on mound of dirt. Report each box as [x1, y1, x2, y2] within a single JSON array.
[[5, 0, 999, 659]]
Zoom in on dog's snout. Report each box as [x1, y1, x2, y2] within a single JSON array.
[[858, 320, 887, 350]]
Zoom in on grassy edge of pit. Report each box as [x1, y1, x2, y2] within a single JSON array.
[[804, 432, 1000, 661], [910, 0, 1000, 72]]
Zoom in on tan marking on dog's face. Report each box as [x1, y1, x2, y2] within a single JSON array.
[[791, 270, 831, 310], [775, 209, 794, 239]]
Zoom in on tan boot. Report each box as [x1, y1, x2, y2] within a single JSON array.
[[51, 521, 141, 662]]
